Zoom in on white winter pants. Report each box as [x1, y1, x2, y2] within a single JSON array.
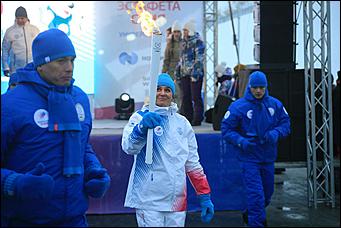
[[135, 209, 186, 227]]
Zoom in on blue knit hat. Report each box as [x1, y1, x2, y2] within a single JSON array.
[[249, 71, 268, 87], [32, 29, 76, 67], [157, 73, 175, 95]]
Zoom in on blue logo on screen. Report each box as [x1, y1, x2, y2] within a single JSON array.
[[47, 4, 73, 36], [119, 52, 138, 65]]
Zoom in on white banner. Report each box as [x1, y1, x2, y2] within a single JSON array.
[[1, 1, 95, 94], [94, 1, 203, 119]]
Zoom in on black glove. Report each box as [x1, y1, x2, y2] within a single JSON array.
[[4, 163, 55, 201], [3, 70, 10, 77]]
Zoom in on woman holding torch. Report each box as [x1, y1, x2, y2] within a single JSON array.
[[121, 73, 214, 227]]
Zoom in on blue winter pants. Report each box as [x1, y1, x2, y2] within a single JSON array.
[[240, 161, 274, 227]]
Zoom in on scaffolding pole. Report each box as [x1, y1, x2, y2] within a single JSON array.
[[303, 1, 335, 208], [203, 1, 218, 110]]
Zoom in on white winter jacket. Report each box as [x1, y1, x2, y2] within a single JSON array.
[[2, 21, 40, 73], [121, 103, 211, 211]]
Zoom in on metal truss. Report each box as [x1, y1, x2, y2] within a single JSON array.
[[303, 1, 335, 208], [203, 1, 218, 109]]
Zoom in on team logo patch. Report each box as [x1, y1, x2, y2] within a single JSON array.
[[34, 109, 49, 128], [247, 110, 253, 119], [176, 127, 183, 135], [224, 111, 230, 119], [45, 56, 51, 63], [154, 126, 163, 136], [268, 107, 275, 116], [75, 103, 85, 121], [129, 115, 139, 127]]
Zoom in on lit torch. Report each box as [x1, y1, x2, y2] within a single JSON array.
[[128, 1, 162, 164]]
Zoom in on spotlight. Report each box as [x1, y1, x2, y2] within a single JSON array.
[[115, 93, 135, 120]]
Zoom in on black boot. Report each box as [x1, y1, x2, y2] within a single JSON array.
[[191, 120, 201, 126], [242, 211, 248, 225]]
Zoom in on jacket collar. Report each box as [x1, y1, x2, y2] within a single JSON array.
[[141, 102, 178, 116]]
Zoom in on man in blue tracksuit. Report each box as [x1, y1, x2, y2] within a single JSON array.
[[1, 29, 110, 226], [221, 71, 290, 227]]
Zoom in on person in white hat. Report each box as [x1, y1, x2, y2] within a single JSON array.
[[162, 20, 183, 110], [178, 19, 205, 126], [183, 19, 196, 36], [2, 6, 40, 76], [214, 62, 235, 99]]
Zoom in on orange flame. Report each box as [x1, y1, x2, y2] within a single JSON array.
[[132, 1, 160, 37]]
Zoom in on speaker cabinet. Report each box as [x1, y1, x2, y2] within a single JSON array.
[[259, 1, 295, 70]]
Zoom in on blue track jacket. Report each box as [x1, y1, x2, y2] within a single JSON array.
[[1, 63, 102, 225], [221, 86, 291, 163]]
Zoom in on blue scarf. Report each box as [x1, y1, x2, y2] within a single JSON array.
[[47, 85, 82, 176], [16, 63, 82, 176]]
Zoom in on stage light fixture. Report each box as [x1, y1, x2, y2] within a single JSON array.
[[115, 93, 135, 120]]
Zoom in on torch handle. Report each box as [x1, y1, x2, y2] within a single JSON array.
[[145, 76, 157, 164], [145, 32, 162, 164], [145, 129, 154, 164]]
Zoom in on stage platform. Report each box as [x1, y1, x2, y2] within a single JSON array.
[[91, 119, 216, 135]]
